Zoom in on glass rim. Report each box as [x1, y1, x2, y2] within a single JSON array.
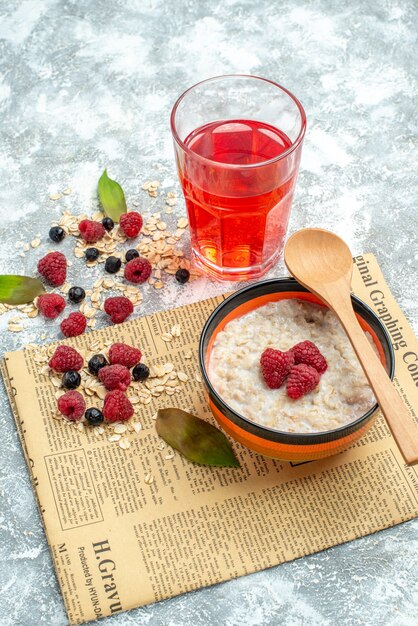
[[170, 74, 307, 170]]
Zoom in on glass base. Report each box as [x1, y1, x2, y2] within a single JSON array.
[[192, 247, 282, 282]]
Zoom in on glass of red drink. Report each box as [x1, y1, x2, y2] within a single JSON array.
[[171, 75, 306, 281]]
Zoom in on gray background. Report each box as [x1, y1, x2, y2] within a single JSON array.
[[0, 0, 417, 625]]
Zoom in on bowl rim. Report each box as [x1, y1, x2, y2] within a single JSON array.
[[199, 277, 395, 445]]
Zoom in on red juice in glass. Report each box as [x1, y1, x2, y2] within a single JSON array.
[[171, 76, 306, 281]]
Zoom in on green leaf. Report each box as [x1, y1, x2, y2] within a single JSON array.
[[156, 408, 240, 467], [0, 275, 45, 304], [97, 169, 127, 222]]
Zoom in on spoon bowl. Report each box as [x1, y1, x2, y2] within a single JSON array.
[[284, 228, 418, 465], [284, 228, 353, 291]]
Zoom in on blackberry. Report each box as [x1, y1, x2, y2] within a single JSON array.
[[68, 286, 86, 304], [105, 256, 122, 274], [85, 247, 99, 262], [175, 268, 190, 284], [125, 249, 139, 262], [88, 354, 108, 376], [102, 217, 114, 232], [85, 407, 104, 426], [132, 363, 150, 381], [62, 370, 81, 389], [49, 226, 65, 243]]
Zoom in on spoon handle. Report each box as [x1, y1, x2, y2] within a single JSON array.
[[334, 296, 418, 465]]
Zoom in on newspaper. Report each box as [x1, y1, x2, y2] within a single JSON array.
[[2, 253, 418, 626]]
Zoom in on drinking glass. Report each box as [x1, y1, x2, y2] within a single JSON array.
[[171, 75, 306, 281]]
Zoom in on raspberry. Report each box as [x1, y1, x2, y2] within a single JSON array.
[[103, 390, 134, 422], [109, 343, 142, 368], [49, 346, 84, 372], [99, 364, 131, 391], [57, 390, 86, 420], [124, 257, 152, 284], [60, 312, 87, 337], [37, 293, 66, 319], [286, 364, 320, 400], [104, 296, 133, 324], [291, 340, 328, 374], [260, 348, 295, 389], [119, 211, 143, 238], [79, 219, 105, 243], [37, 251, 67, 286]]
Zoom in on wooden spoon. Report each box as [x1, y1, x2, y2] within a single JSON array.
[[284, 227, 418, 465]]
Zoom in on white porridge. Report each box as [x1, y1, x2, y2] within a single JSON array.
[[208, 299, 376, 433]]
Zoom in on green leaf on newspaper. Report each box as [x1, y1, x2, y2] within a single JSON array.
[[0, 275, 45, 305], [156, 407, 240, 467], [97, 169, 127, 222]]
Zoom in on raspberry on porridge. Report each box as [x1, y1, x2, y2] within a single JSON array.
[[208, 299, 376, 433]]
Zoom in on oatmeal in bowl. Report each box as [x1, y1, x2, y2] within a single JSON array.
[[199, 278, 394, 462]]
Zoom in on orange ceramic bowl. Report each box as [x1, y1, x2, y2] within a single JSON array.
[[199, 278, 394, 462]]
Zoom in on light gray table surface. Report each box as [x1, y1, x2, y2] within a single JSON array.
[[0, 1, 417, 625]]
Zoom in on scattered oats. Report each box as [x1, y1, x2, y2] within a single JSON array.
[[119, 438, 130, 450], [144, 473, 154, 485], [195, 372, 202, 383], [61, 283, 71, 294], [154, 281, 164, 289], [163, 362, 174, 374], [171, 324, 181, 337], [30, 238, 41, 248], [108, 434, 121, 442], [23, 243, 30, 252], [114, 423, 127, 434], [8, 322, 23, 332], [177, 371, 189, 382], [184, 350, 193, 359], [128, 395, 140, 404], [133, 422, 142, 433], [151, 412, 158, 420], [165, 450, 175, 460], [50, 376, 62, 388], [157, 221, 167, 231], [19, 252, 25, 258], [63, 188, 72, 195], [161, 333, 173, 342], [49, 193, 62, 201], [76, 422, 85, 432], [55, 389, 65, 399], [140, 396, 152, 405], [177, 217, 188, 229], [166, 198, 177, 207], [157, 441, 166, 450]]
